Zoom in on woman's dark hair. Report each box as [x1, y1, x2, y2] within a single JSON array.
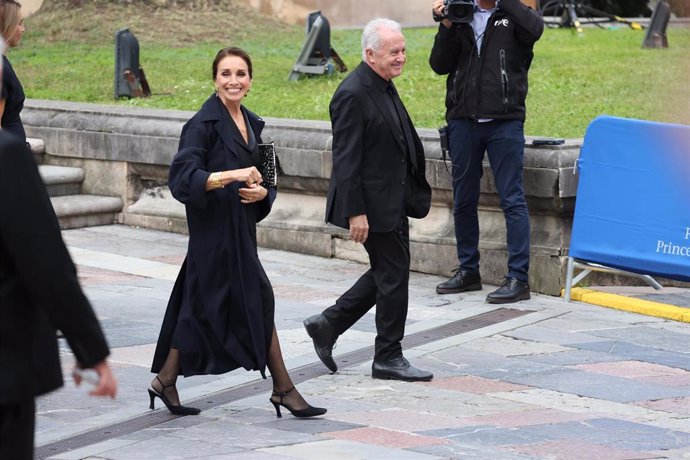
[[212, 47, 253, 80], [0, 0, 22, 42]]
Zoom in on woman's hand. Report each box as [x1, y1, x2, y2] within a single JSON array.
[[206, 166, 263, 191], [233, 166, 263, 186], [239, 183, 268, 204]]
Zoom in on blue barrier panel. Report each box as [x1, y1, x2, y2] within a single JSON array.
[[569, 116, 690, 282]]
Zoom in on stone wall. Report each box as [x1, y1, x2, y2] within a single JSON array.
[[23, 99, 580, 295]]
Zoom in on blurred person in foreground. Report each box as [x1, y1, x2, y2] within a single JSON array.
[[150, 47, 325, 419], [430, 0, 543, 303], [0, 40, 117, 459], [304, 19, 433, 382], [0, 0, 26, 141]]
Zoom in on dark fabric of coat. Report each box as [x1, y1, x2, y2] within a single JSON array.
[[151, 95, 277, 378], [0, 133, 110, 405], [325, 62, 431, 232], [1, 56, 26, 142]]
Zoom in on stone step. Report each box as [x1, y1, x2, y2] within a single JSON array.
[[50, 195, 123, 230], [28, 137, 45, 164], [123, 185, 187, 234], [39, 165, 85, 197]]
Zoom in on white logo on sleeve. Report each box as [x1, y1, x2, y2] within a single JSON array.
[[495, 18, 509, 27]]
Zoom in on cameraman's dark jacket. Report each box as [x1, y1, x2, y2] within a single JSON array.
[[429, 0, 543, 121]]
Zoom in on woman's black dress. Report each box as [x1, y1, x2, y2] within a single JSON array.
[[1, 55, 26, 142], [151, 97, 277, 379]]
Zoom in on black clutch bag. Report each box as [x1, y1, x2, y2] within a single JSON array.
[[258, 142, 277, 187]]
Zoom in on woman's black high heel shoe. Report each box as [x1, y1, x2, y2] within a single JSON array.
[[148, 376, 201, 416], [269, 386, 326, 418]]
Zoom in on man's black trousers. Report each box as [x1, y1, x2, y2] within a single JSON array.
[[322, 216, 410, 362]]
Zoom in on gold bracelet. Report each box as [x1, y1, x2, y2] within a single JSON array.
[[211, 172, 223, 189]]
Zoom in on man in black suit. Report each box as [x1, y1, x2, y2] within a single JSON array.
[[304, 18, 433, 382], [0, 133, 118, 459]]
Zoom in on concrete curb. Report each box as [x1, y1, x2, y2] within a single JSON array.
[[567, 287, 690, 323]]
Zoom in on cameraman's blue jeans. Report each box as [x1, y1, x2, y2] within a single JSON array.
[[447, 119, 530, 282]]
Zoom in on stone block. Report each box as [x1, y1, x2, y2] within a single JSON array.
[[257, 227, 332, 258]]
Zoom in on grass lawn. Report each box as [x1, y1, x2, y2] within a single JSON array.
[[11, 3, 690, 138]]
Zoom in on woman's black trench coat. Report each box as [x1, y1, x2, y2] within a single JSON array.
[[151, 95, 277, 378]]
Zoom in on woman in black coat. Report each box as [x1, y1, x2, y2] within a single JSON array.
[[150, 47, 325, 418], [0, 0, 26, 142]]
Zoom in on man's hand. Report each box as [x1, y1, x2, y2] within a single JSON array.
[[349, 214, 369, 244], [432, 0, 453, 28], [74, 360, 118, 399]]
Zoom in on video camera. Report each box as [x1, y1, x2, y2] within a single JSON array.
[[433, 0, 475, 23]]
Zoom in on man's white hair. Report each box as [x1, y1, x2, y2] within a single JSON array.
[[361, 18, 402, 61]]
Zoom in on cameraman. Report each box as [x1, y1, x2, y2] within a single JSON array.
[[429, 0, 543, 303]]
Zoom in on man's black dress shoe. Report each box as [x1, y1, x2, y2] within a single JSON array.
[[371, 356, 433, 382], [486, 277, 530, 304], [436, 269, 482, 294], [303, 314, 338, 372]]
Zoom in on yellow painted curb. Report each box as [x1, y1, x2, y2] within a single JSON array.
[[564, 288, 690, 323]]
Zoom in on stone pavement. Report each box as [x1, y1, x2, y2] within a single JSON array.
[[35, 225, 690, 460]]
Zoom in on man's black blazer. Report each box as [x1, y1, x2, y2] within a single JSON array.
[[325, 62, 431, 233], [0, 133, 109, 405]]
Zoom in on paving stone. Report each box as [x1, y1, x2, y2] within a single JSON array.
[[109, 343, 158, 367], [585, 326, 690, 354], [634, 396, 690, 417], [574, 341, 690, 371], [259, 438, 445, 459], [535, 314, 662, 335], [80, 431, 248, 459], [168, 420, 318, 449], [96, 318, 162, 348], [460, 335, 572, 356], [202, 452, 290, 459], [330, 408, 472, 432], [420, 425, 561, 447], [502, 439, 659, 460], [571, 360, 690, 379], [526, 349, 624, 367], [507, 369, 690, 402], [504, 323, 603, 346], [423, 375, 530, 394], [411, 443, 537, 459], [324, 426, 451, 449], [455, 355, 576, 380], [449, 407, 593, 429], [494, 388, 690, 432], [518, 418, 690, 451], [76, 265, 149, 286], [255, 417, 359, 435]]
